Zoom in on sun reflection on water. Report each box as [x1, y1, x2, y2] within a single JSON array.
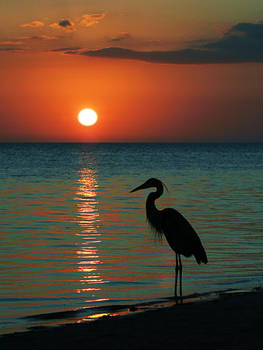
[[75, 168, 99, 230], [74, 168, 108, 298]]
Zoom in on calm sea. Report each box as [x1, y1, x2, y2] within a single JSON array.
[[0, 143, 262, 334]]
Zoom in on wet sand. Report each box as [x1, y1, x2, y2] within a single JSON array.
[[1, 289, 262, 350]]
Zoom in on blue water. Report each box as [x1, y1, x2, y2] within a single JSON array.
[[0, 143, 263, 333]]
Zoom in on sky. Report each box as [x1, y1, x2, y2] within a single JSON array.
[[1, 0, 263, 142]]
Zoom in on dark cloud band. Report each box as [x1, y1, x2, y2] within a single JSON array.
[[75, 21, 263, 64]]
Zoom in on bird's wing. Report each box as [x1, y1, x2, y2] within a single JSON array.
[[161, 208, 206, 261]]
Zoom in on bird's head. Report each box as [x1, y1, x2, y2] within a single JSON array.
[[130, 178, 168, 193]]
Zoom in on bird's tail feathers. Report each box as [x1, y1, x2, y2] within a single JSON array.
[[194, 245, 208, 264]]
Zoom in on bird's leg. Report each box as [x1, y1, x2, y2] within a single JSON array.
[[179, 254, 183, 301], [174, 253, 178, 299]]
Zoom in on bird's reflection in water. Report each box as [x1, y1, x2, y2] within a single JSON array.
[[75, 168, 108, 299]]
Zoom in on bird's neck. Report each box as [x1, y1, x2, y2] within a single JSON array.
[[146, 185, 163, 222]]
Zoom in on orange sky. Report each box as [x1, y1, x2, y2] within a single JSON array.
[[1, 1, 263, 142]]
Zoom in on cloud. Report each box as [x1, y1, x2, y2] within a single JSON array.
[[0, 47, 24, 51], [108, 32, 131, 43], [51, 46, 81, 52], [76, 21, 263, 64], [80, 13, 105, 27], [0, 40, 23, 45], [74, 46, 231, 64], [50, 19, 75, 32], [227, 22, 263, 38], [18, 35, 58, 41], [58, 19, 73, 28], [205, 21, 263, 51], [20, 21, 44, 28]]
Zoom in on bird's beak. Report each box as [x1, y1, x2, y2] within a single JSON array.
[[130, 183, 148, 193]]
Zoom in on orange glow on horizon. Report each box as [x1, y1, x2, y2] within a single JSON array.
[[1, 52, 263, 142]]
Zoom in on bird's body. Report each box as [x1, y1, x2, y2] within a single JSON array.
[[131, 178, 207, 298], [155, 207, 207, 263]]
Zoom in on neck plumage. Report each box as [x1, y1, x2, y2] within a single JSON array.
[[146, 184, 163, 234]]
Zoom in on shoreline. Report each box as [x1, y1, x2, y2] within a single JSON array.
[[1, 287, 263, 349], [0, 288, 254, 336], [0, 289, 225, 335]]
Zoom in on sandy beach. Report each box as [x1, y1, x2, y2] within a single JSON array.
[[1, 288, 262, 350]]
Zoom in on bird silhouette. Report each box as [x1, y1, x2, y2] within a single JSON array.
[[130, 178, 207, 299]]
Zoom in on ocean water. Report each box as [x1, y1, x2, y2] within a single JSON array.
[[0, 143, 262, 334]]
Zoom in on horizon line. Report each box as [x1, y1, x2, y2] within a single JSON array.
[[1, 141, 262, 144]]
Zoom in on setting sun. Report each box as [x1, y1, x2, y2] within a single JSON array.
[[78, 108, 98, 126]]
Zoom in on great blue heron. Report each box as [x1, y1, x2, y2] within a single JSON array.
[[131, 178, 208, 299]]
